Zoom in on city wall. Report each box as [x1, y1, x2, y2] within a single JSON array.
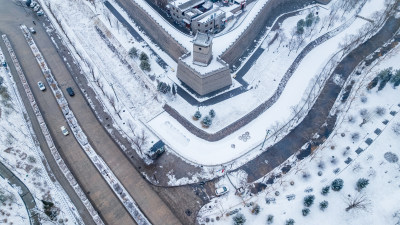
[[177, 53, 231, 95], [114, 0, 188, 61], [221, 0, 316, 66]]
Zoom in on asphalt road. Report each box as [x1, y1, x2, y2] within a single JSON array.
[[0, 0, 188, 224], [1, 1, 182, 225], [0, 1, 135, 224]]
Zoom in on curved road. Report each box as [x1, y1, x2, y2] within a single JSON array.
[[0, 161, 40, 225], [240, 15, 400, 182]]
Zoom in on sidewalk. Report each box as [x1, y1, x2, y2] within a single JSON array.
[[0, 161, 40, 225]]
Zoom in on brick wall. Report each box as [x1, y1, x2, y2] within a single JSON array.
[[115, 0, 187, 61], [177, 55, 232, 95]]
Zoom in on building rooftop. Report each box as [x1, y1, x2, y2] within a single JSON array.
[[171, 0, 205, 11], [196, 8, 225, 23], [193, 32, 213, 47], [182, 53, 227, 75], [201, 1, 213, 10]]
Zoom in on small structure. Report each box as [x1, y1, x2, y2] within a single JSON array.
[[177, 32, 232, 95], [193, 32, 213, 65], [168, 0, 206, 28], [167, 0, 241, 33], [147, 140, 166, 159], [191, 8, 226, 33]]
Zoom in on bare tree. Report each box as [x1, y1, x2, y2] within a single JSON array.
[[103, 9, 112, 27], [308, 15, 320, 40], [288, 33, 299, 56], [345, 194, 370, 212], [327, 2, 340, 29], [116, 19, 120, 33], [392, 122, 400, 135], [127, 121, 148, 155], [115, 104, 122, 120], [319, 16, 329, 33], [132, 129, 148, 155], [270, 121, 281, 135], [295, 32, 306, 52], [89, 0, 97, 11], [97, 79, 105, 95], [277, 32, 287, 51], [107, 94, 117, 113]]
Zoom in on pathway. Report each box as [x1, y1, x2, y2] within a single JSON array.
[[0, 161, 40, 225], [240, 15, 400, 183]]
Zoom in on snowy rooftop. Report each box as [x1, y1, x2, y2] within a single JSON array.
[[181, 53, 227, 74], [196, 8, 225, 23], [193, 32, 213, 47], [202, 1, 213, 10], [170, 0, 205, 11]]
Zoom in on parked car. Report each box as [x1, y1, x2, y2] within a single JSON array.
[[146, 140, 165, 159], [29, 27, 36, 34], [66, 87, 75, 96], [36, 10, 44, 16], [30, 1, 37, 8], [60, 126, 69, 136], [33, 5, 40, 12], [37, 81, 45, 91], [215, 186, 229, 196]]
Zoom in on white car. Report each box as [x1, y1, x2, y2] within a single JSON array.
[[37, 10, 44, 16], [37, 81, 45, 91], [33, 5, 40, 12], [30, 1, 37, 8], [29, 27, 36, 34], [60, 126, 69, 136], [215, 186, 229, 196]]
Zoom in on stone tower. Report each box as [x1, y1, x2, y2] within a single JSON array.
[[192, 32, 213, 66]]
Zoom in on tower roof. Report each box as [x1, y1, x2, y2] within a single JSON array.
[[193, 32, 213, 47]]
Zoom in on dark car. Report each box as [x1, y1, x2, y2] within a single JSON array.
[[146, 140, 165, 160], [66, 87, 75, 96]]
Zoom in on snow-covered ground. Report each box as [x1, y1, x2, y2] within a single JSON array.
[[0, 49, 82, 224], [197, 36, 400, 225], [0, 176, 28, 225], [37, 0, 396, 185], [151, 0, 389, 166], [40, 0, 165, 160]]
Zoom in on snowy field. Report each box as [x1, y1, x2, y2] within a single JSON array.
[[0, 176, 27, 225], [0, 50, 82, 224], [197, 37, 400, 225]]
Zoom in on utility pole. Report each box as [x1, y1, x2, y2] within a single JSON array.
[[260, 129, 270, 150]]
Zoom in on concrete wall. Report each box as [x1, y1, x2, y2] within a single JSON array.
[[221, 0, 316, 66], [115, 0, 187, 61], [177, 56, 232, 95]]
